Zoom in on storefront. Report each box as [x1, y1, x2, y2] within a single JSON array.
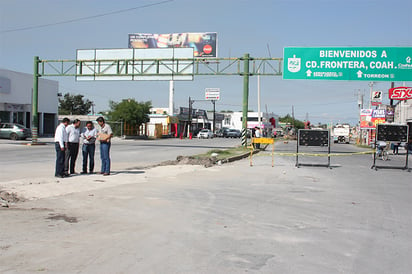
[[0, 69, 59, 135]]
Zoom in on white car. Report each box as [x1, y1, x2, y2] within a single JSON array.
[[197, 129, 214, 139]]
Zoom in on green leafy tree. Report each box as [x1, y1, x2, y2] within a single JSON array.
[[107, 99, 151, 127], [279, 114, 305, 129], [59, 93, 93, 115]]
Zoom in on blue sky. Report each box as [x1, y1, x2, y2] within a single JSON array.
[[1, 0, 411, 125]]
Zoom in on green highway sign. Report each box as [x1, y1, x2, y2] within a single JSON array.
[[283, 47, 412, 81]]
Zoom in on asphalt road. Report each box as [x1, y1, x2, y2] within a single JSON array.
[[1, 138, 411, 273], [0, 137, 241, 182]]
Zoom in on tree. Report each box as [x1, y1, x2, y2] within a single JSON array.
[[279, 114, 305, 129], [107, 99, 151, 127], [59, 93, 93, 115]]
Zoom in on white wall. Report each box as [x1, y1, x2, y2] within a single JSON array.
[[394, 101, 412, 124], [0, 69, 59, 135], [0, 69, 58, 114]]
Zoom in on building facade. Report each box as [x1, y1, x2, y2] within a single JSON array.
[[0, 69, 59, 135]]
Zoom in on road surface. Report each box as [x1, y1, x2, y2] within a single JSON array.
[[0, 139, 411, 273]]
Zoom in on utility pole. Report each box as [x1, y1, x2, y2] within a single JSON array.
[[292, 105, 295, 134], [355, 89, 364, 144], [368, 82, 375, 109], [188, 96, 192, 138], [257, 73, 262, 128], [241, 53, 250, 147], [390, 82, 394, 107]]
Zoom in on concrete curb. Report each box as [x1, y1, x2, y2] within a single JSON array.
[[220, 149, 260, 164]]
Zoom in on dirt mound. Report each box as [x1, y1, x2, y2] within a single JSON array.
[[159, 155, 217, 168], [0, 190, 25, 207]]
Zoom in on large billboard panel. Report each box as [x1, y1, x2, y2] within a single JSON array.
[[128, 32, 217, 57], [360, 109, 386, 129], [76, 48, 194, 81]]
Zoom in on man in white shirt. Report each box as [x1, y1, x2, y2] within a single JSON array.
[[376, 140, 387, 157], [80, 121, 97, 174], [64, 119, 81, 175], [254, 127, 262, 149], [54, 117, 70, 178]]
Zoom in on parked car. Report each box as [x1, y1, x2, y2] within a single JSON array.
[[0, 123, 31, 140], [197, 129, 213, 139], [225, 129, 241, 138], [192, 128, 203, 138], [216, 128, 229, 137], [197, 129, 214, 139]]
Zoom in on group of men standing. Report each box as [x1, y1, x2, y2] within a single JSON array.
[[54, 117, 113, 178]]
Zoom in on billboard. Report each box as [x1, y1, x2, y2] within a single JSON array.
[[360, 109, 386, 129], [76, 48, 194, 81], [128, 32, 217, 57], [386, 105, 394, 123]]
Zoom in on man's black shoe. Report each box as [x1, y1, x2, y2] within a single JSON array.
[[55, 174, 64, 178], [81, 171, 87, 174]]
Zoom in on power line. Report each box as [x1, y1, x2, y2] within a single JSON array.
[[0, 0, 174, 34]]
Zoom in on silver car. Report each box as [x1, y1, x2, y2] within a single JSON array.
[[0, 123, 31, 140], [197, 129, 214, 139]]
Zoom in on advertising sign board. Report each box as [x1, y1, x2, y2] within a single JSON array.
[[389, 87, 412, 100], [371, 90, 383, 106], [129, 32, 217, 57], [205, 88, 220, 100], [76, 48, 194, 81], [360, 108, 386, 129], [385, 105, 394, 123], [283, 47, 412, 81]]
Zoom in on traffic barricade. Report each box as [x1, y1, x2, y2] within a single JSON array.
[[249, 137, 275, 167]]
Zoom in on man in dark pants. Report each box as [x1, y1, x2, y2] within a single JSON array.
[[81, 121, 97, 174], [64, 119, 81, 175], [54, 117, 70, 178]]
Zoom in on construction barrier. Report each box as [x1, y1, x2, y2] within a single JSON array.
[[250, 137, 275, 167], [296, 129, 331, 168]]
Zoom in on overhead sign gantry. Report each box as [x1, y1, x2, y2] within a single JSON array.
[[31, 50, 282, 145]]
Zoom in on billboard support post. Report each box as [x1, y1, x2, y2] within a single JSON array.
[[242, 53, 250, 147], [169, 80, 174, 115], [212, 100, 216, 133], [32, 56, 40, 144]]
